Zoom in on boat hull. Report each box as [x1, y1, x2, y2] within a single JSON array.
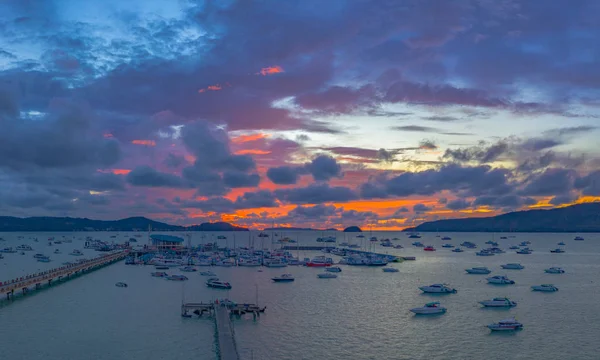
[[272, 278, 294, 282], [410, 308, 446, 315]]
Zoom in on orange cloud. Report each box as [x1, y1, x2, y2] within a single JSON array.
[[231, 133, 270, 144], [198, 83, 230, 94], [234, 149, 271, 155], [96, 168, 131, 175], [131, 140, 156, 146], [257, 65, 284, 76]]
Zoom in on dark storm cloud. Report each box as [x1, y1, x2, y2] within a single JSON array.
[[126, 166, 187, 188], [521, 168, 575, 196], [413, 203, 432, 213], [574, 170, 600, 196], [305, 155, 342, 181], [164, 153, 186, 168], [275, 184, 358, 204], [180, 190, 276, 213], [549, 193, 577, 206], [266, 166, 302, 185], [473, 195, 537, 210], [222, 171, 260, 188], [446, 198, 471, 210]]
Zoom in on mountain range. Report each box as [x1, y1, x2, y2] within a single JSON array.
[[403, 202, 600, 232]]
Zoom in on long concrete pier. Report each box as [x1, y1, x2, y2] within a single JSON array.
[[214, 305, 240, 360], [0, 250, 128, 299]]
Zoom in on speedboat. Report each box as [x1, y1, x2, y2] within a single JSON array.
[[557, 242, 566, 246], [501, 263, 524, 270], [408, 234, 421, 239], [382, 267, 399, 273], [441, 236, 452, 241], [410, 302, 447, 315], [479, 297, 517, 307], [69, 249, 83, 256], [442, 244, 454, 248], [488, 318, 523, 331], [179, 266, 197, 272], [317, 273, 338, 279], [516, 248, 532, 254], [33, 253, 47, 259], [166, 275, 188, 281], [37, 256, 51, 262], [465, 267, 491, 274], [115, 282, 128, 288], [460, 241, 477, 249], [419, 284, 457, 294], [423, 246, 436, 251], [151, 272, 168, 277], [574, 236, 584, 241], [272, 274, 295, 282], [199, 271, 217, 276], [531, 284, 558, 292], [550, 248, 565, 253], [16, 245, 33, 251], [451, 248, 464, 253], [325, 266, 342, 273], [544, 267, 565, 274], [487, 276, 515, 285], [476, 250, 495, 256], [206, 278, 232, 289], [412, 242, 424, 247]]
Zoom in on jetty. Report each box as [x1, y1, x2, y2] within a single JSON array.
[[0, 251, 128, 300], [181, 300, 265, 360]]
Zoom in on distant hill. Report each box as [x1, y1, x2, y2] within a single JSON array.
[[343, 226, 362, 232], [0, 216, 248, 232], [403, 203, 600, 233]]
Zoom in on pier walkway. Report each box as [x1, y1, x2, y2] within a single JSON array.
[[0, 251, 128, 299], [214, 305, 240, 360]]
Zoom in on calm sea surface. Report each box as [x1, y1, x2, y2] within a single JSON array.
[[1, 231, 599, 360]]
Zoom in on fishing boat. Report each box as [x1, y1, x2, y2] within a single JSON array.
[[206, 278, 232, 289], [272, 274, 295, 282]]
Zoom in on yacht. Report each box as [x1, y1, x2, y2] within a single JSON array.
[[487, 318, 523, 331], [237, 258, 262, 267], [408, 234, 422, 239], [206, 278, 232, 289], [306, 256, 333, 267], [550, 248, 565, 253], [442, 244, 454, 248], [476, 250, 495, 256], [501, 263, 524, 270], [412, 242, 424, 247], [199, 271, 217, 276], [479, 298, 517, 307], [69, 249, 83, 256], [531, 284, 559, 292], [460, 242, 477, 249], [179, 266, 197, 272], [465, 267, 491, 274], [557, 241, 566, 246], [16, 245, 33, 251], [410, 302, 447, 315], [264, 258, 288, 268], [451, 248, 464, 253], [574, 236, 584, 241], [441, 236, 452, 241], [419, 284, 457, 294], [382, 267, 399, 273], [487, 276, 515, 284], [516, 248, 532, 254], [151, 272, 168, 277], [544, 267, 565, 274], [272, 274, 295, 282], [325, 266, 342, 273], [317, 273, 338, 279]]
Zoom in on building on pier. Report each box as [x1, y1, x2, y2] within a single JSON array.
[[150, 234, 185, 251]]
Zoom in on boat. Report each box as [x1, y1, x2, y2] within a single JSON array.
[[531, 284, 559, 292], [272, 274, 295, 282], [408, 234, 421, 239], [382, 267, 399, 273], [317, 273, 338, 279], [306, 256, 333, 267], [155, 265, 169, 270], [166, 275, 188, 281], [0, 254, 3, 259], [476, 250, 495, 256], [325, 266, 342, 273], [237, 258, 262, 267], [33, 253, 47, 259], [317, 236, 337, 243], [393, 244, 404, 249], [487, 276, 515, 284], [151, 272, 168, 277], [257, 232, 269, 238], [574, 236, 584, 241], [501, 263, 525, 270], [206, 278, 232, 289], [115, 282, 128, 288], [441, 244, 454, 248], [441, 236, 452, 241], [369, 236, 378, 242], [179, 266, 197, 272], [485, 241, 499, 246], [410, 302, 447, 315], [54, 249, 61, 254], [412, 242, 424, 247], [544, 267, 565, 274], [37, 256, 51, 262], [460, 241, 477, 248], [16, 244, 34, 251], [509, 245, 519, 250], [419, 284, 457, 294], [479, 298, 517, 307], [557, 241, 566, 246], [451, 248, 464, 253], [487, 318, 523, 331], [423, 246, 436, 251], [465, 267, 491, 274], [199, 271, 217, 276], [264, 258, 288, 268], [550, 248, 565, 253], [516, 248, 532, 254], [69, 249, 83, 256], [500, 236, 508, 239]]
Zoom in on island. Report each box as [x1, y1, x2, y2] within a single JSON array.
[[343, 226, 363, 232]]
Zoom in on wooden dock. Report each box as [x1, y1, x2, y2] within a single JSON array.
[[0, 251, 128, 299]]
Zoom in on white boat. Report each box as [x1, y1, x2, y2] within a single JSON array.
[[544, 267, 565, 274], [531, 284, 559, 292], [465, 267, 491, 274], [487, 276, 515, 284], [264, 258, 288, 268], [199, 271, 217, 276], [501, 263, 524, 270], [488, 318, 523, 331], [382, 267, 399, 273], [410, 302, 446, 315], [557, 242, 566, 246], [317, 273, 338, 279], [16, 245, 33, 251], [272, 274, 295, 282], [516, 248, 532, 254], [451, 248, 464, 253], [479, 297, 517, 307], [419, 284, 457, 293], [325, 266, 342, 273], [476, 250, 495, 256], [441, 244, 454, 248], [69, 250, 83, 256], [206, 278, 232, 289]]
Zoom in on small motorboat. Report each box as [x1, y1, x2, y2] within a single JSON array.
[[69, 250, 83, 256], [325, 266, 342, 273], [465, 267, 491, 274], [509, 245, 519, 250], [531, 284, 559, 292], [317, 273, 338, 279], [516, 248, 532, 254], [199, 271, 217, 276], [476, 250, 495, 256], [441, 236, 452, 241], [206, 278, 232, 289], [419, 284, 457, 294], [115, 282, 128, 288], [33, 253, 47, 259], [423, 246, 436, 251], [382, 267, 399, 273], [179, 266, 197, 272], [550, 248, 565, 253], [410, 302, 446, 315], [451, 248, 464, 253], [155, 265, 169, 270], [441, 244, 454, 248], [151, 272, 168, 277], [54, 249, 61, 254], [393, 245, 404, 249], [501, 263, 525, 270], [37, 256, 51, 262], [487, 276, 515, 285], [408, 234, 422, 239], [167, 275, 188, 281], [574, 236, 584, 241], [557, 242, 566, 246], [412, 242, 424, 247], [479, 297, 517, 308], [544, 267, 565, 274], [272, 274, 295, 282], [485, 241, 499, 246], [488, 318, 523, 331]]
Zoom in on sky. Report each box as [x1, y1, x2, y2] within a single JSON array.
[[0, 0, 599, 230]]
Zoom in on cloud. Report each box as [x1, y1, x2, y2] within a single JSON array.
[[413, 203, 432, 213], [574, 170, 600, 196], [266, 166, 302, 185], [392, 125, 472, 136], [126, 166, 187, 188], [222, 171, 260, 188], [305, 155, 342, 181], [164, 153, 186, 168], [446, 198, 471, 210], [521, 168, 575, 196], [421, 115, 461, 122], [275, 184, 358, 204]]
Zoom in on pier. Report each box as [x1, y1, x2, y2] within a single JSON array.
[[0, 251, 128, 300], [281, 245, 326, 251]]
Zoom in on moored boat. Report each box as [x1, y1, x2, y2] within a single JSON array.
[[488, 318, 523, 331], [451, 248, 464, 252], [465, 267, 491, 274], [151, 272, 168, 277], [115, 282, 128, 288], [501, 263, 524, 270], [325, 266, 342, 273], [531, 284, 558, 292], [544, 267, 565, 274], [550, 248, 565, 253], [206, 278, 232, 289], [306, 256, 333, 267], [423, 246, 436, 251], [272, 274, 295, 282], [382, 267, 399, 273], [486, 275, 515, 284], [317, 273, 338, 279], [410, 302, 446, 315], [479, 297, 517, 307], [167, 275, 188, 281], [419, 284, 457, 293], [199, 271, 217, 276]]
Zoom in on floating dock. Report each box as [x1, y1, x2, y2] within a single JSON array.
[[0, 251, 128, 300]]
